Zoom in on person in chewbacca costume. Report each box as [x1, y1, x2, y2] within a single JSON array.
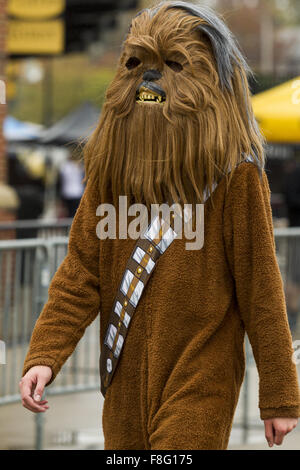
[[20, 1, 299, 450]]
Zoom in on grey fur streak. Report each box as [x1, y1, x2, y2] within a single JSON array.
[[129, 1, 264, 169]]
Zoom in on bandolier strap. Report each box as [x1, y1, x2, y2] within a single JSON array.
[[100, 207, 192, 397]]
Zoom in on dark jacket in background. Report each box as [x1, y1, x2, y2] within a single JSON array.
[[285, 165, 300, 227], [15, 185, 44, 239]]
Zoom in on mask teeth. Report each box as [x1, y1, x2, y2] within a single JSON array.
[[137, 91, 164, 102]]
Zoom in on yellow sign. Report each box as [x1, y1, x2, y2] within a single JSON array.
[[6, 80, 16, 100], [7, 20, 64, 55], [6, 61, 21, 99], [8, 0, 65, 19], [6, 60, 21, 76]]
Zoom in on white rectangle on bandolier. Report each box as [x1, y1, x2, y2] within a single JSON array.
[[144, 215, 177, 254], [114, 301, 131, 328], [132, 247, 155, 274], [105, 323, 117, 350], [144, 215, 161, 242], [156, 226, 177, 253], [114, 334, 124, 358], [120, 269, 144, 307]]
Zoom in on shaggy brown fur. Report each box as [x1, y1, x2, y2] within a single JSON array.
[[83, 2, 265, 211]]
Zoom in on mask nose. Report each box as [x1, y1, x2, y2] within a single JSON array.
[[143, 69, 162, 82]]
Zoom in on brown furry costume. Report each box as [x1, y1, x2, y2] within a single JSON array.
[[22, 2, 300, 450]]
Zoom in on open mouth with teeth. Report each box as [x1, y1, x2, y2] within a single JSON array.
[[136, 84, 166, 104]]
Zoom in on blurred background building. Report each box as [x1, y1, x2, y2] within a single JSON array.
[[1, 0, 300, 224], [0, 0, 300, 451], [0, 0, 19, 230]]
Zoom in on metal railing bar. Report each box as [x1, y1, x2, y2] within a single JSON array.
[[275, 228, 300, 237], [0, 219, 73, 231], [0, 237, 69, 250], [10, 250, 21, 394]]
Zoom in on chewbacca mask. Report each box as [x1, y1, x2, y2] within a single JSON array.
[[84, 1, 264, 210]]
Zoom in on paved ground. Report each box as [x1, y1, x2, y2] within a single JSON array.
[[0, 391, 104, 450], [229, 431, 300, 451], [1, 387, 299, 450]]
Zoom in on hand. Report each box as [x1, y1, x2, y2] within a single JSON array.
[[19, 366, 52, 413], [264, 418, 298, 447]]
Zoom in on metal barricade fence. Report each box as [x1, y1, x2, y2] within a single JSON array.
[[0, 230, 299, 449], [0, 237, 100, 449], [0, 219, 73, 241]]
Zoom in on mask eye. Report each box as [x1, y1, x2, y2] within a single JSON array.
[[125, 57, 141, 70], [165, 60, 183, 72]]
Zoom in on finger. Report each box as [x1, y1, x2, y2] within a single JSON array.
[[20, 378, 49, 412], [274, 428, 286, 446], [22, 403, 48, 414], [21, 386, 49, 412], [20, 378, 34, 402], [33, 376, 47, 402], [22, 393, 49, 412], [265, 421, 275, 447], [22, 397, 49, 413]]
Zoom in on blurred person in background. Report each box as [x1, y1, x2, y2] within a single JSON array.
[[285, 160, 300, 227], [58, 151, 85, 218], [8, 151, 45, 238], [15, 185, 44, 238], [8, 153, 45, 284]]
